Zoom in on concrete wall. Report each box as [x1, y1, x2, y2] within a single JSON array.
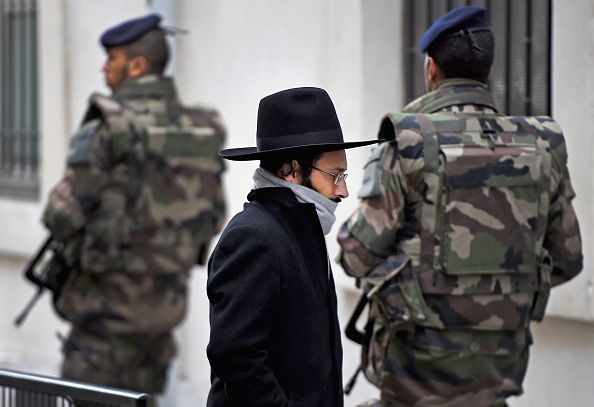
[[508, 1, 594, 406], [0, 1, 592, 406]]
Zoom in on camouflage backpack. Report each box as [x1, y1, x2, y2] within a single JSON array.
[[348, 112, 558, 389], [77, 94, 226, 275]]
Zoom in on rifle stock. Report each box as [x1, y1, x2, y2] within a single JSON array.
[[345, 293, 368, 345], [344, 293, 373, 395], [14, 235, 56, 327]]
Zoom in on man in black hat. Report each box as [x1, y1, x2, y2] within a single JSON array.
[[40, 13, 227, 402], [206, 87, 380, 407], [338, 5, 582, 407]]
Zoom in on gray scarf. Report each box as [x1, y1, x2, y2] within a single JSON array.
[[252, 167, 338, 235]]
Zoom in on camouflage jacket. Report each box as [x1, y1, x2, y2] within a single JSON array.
[[337, 79, 583, 406], [43, 75, 227, 334]]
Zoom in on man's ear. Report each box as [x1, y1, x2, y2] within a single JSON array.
[[281, 160, 302, 185], [128, 56, 147, 78]]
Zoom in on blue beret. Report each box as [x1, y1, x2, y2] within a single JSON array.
[[100, 13, 162, 48], [420, 6, 490, 52]]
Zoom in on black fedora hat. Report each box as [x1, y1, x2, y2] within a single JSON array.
[[219, 87, 381, 161]]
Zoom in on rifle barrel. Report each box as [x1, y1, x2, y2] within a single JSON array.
[[14, 288, 44, 327]]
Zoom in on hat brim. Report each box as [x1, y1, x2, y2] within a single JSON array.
[[219, 140, 382, 161]]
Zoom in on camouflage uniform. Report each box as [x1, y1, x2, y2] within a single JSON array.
[[42, 75, 226, 395], [338, 79, 582, 407]]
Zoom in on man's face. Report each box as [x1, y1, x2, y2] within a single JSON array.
[[306, 150, 349, 202], [102, 47, 130, 91]]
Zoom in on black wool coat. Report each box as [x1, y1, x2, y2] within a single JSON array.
[[206, 187, 343, 407]]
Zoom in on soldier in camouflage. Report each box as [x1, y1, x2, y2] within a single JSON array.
[[337, 6, 582, 407], [41, 13, 227, 401]]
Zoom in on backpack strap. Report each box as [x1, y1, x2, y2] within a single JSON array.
[[528, 118, 553, 260], [414, 113, 441, 273]]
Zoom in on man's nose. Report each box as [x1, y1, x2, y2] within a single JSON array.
[[335, 178, 349, 199]]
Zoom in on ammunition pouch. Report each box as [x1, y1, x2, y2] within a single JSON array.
[[355, 256, 429, 387], [365, 256, 428, 325]]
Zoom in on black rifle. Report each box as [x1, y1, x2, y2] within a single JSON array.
[[14, 235, 69, 327]]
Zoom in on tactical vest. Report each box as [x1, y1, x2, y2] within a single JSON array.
[[364, 112, 560, 333], [76, 94, 225, 275]]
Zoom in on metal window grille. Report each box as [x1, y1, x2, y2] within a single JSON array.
[[0, 0, 39, 200], [0, 369, 151, 407], [404, 0, 551, 116]]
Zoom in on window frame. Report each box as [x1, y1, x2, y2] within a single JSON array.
[[403, 0, 552, 116], [0, 0, 39, 201]]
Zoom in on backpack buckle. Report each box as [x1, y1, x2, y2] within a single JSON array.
[[481, 128, 498, 150]]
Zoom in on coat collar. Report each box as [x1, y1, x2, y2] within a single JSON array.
[[113, 75, 178, 103], [403, 78, 497, 114], [247, 186, 302, 209], [247, 186, 326, 253]]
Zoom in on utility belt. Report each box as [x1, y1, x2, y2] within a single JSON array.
[[356, 250, 552, 330]]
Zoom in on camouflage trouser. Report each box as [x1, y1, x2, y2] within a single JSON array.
[[60, 326, 176, 401]]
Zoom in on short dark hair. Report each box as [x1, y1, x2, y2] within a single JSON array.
[[260, 150, 323, 180], [122, 29, 169, 75], [427, 30, 494, 83]]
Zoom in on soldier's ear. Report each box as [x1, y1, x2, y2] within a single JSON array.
[[128, 56, 147, 78], [426, 57, 438, 82], [425, 56, 444, 92]]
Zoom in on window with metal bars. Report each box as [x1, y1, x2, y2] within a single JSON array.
[[403, 0, 551, 116], [0, 0, 39, 200]]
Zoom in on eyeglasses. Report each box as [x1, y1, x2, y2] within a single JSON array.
[[311, 166, 348, 185]]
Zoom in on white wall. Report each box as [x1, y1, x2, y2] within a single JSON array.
[[545, 0, 594, 321], [507, 1, 594, 405], [0, 1, 593, 407]]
